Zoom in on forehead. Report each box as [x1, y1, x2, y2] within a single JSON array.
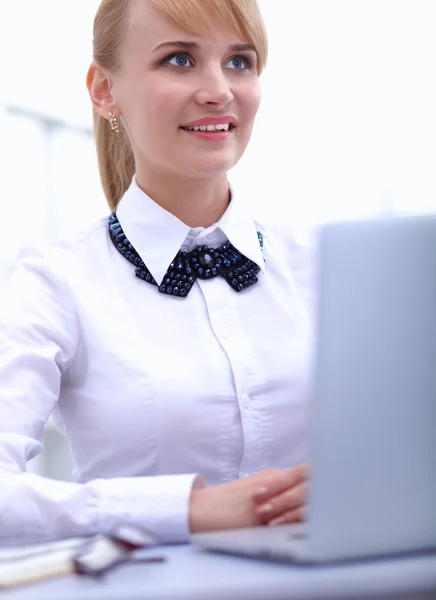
[[123, 0, 247, 56]]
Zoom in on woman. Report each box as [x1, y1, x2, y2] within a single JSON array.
[[0, 0, 312, 546]]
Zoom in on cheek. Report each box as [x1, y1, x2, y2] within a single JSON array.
[[120, 76, 182, 127], [124, 83, 182, 153], [142, 79, 190, 121], [250, 87, 262, 119], [238, 81, 262, 123]]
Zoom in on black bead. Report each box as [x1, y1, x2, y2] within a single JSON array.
[[199, 252, 215, 268]]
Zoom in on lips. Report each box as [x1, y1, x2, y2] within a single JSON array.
[[179, 115, 238, 130]]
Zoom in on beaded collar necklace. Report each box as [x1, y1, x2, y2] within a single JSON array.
[[108, 212, 264, 298]]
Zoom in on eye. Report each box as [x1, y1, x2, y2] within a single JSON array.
[[166, 53, 193, 68], [225, 55, 251, 70]]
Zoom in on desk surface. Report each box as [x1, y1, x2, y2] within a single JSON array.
[[3, 544, 436, 600]]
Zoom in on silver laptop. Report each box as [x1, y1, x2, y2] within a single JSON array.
[[192, 214, 436, 563]]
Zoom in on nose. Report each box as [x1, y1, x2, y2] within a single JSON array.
[[194, 67, 234, 108]]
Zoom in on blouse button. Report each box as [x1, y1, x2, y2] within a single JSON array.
[[241, 394, 250, 409]]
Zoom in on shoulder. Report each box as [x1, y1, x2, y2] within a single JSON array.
[[9, 217, 109, 278], [252, 208, 321, 315], [1, 216, 110, 330], [253, 208, 320, 272]]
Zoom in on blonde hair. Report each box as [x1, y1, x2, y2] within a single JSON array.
[[92, 0, 268, 210]]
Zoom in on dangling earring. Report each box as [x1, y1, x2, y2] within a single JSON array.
[[109, 112, 120, 133]]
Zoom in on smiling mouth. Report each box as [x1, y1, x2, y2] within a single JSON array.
[[179, 123, 236, 132]]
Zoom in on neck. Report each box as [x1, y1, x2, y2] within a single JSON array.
[[135, 168, 230, 228]]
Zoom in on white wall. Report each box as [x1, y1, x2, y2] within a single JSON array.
[[241, 0, 436, 224], [1, 0, 435, 481]]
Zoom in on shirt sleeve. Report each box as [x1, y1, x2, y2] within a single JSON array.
[[0, 246, 202, 547]]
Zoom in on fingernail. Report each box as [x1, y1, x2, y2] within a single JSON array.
[[269, 516, 285, 526], [255, 487, 269, 497], [258, 503, 273, 514]]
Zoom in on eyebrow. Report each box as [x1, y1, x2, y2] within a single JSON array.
[[152, 41, 256, 54]]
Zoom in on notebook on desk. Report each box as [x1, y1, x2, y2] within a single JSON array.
[[192, 214, 436, 564]]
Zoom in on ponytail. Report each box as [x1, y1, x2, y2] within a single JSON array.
[[92, 0, 134, 210], [93, 108, 135, 211]]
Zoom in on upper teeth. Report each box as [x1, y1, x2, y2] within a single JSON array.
[[183, 124, 230, 132]]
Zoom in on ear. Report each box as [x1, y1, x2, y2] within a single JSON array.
[[86, 61, 118, 119]]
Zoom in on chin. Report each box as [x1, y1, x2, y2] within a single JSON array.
[[185, 154, 240, 178]]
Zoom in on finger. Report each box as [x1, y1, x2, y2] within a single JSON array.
[[257, 484, 306, 523], [256, 482, 308, 523], [252, 463, 309, 505], [252, 464, 307, 503], [268, 505, 307, 526]]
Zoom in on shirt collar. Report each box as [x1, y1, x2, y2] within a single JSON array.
[[116, 176, 265, 286]]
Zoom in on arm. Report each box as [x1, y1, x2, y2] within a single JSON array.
[[0, 247, 200, 546], [0, 470, 201, 546]]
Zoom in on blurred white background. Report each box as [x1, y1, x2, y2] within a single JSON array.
[[1, 0, 435, 480]]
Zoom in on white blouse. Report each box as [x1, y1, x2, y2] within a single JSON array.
[[0, 177, 315, 546]]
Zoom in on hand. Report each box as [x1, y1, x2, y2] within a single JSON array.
[[189, 466, 306, 534], [252, 463, 308, 526]]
